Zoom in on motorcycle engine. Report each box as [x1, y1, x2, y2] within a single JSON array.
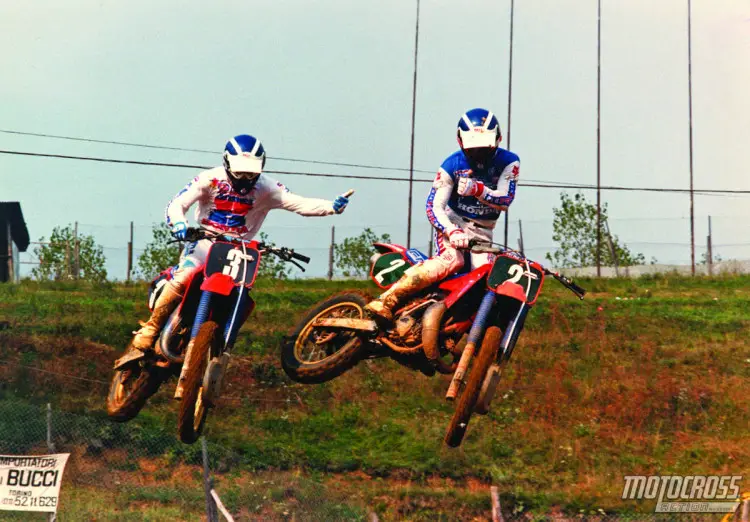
[[394, 315, 418, 340]]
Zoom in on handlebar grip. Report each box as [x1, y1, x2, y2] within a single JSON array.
[[568, 281, 586, 298], [292, 252, 311, 264]]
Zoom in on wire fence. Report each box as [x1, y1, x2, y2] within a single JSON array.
[[2, 401, 746, 521], [15, 214, 750, 282]]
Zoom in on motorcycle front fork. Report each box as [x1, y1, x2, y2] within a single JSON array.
[[174, 289, 251, 400], [445, 291, 530, 401]]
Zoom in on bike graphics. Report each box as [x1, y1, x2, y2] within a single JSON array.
[[282, 241, 585, 447], [107, 228, 310, 443]]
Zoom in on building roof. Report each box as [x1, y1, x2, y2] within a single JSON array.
[[0, 202, 30, 252]]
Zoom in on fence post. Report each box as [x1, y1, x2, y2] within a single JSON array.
[[706, 216, 714, 275], [46, 403, 56, 522], [517, 219, 524, 254], [127, 221, 134, 282], [604, 221, 619, 277], [72, 222, 80, 280], [490, 485, 504, 522], [328, 226, 335, 280], [6, 221, 13, 283], [65, 240, 70, 280], [201, 437, 218, 522]]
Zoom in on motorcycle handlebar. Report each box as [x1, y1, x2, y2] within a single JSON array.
[[171, 228, 311, 270], [465, 239, 587, 300], [291, 251, 311, 264], [544, 269, 586, 300]]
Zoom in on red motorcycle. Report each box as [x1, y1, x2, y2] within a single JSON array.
[[282, 241, 585, 447], [107, 228, 310, 444]]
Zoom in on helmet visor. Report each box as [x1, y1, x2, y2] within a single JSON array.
[[230, 170, 260, 181], [227, 154, 263, 176]]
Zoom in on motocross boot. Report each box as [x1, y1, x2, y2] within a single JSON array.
[[131, 282, 184, 351], [365, 265, 433, 324]]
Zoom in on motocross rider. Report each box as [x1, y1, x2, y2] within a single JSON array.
[[366, 108, 520, 322], [130, 134, 351, 351]]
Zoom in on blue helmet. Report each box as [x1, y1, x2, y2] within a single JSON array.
[[456, 108, 502, 166], [223, 134, 266, 188]]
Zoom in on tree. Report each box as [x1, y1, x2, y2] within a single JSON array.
[[546, 192, 647, 268], [136, 223, 182, 280], [257, 232, 291, 280], [32, 225, 107, 282], [334, 228, 392, 278]]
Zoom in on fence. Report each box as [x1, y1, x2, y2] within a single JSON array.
[[0, 401, 390, 522], [15, 213, 750, 283], [1, 400, 748, 522]]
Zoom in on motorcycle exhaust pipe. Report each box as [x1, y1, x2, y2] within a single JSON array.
[[422, 302, 456, 375]]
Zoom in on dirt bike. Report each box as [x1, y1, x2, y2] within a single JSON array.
[[107, 227, 310, 444], [282, 240, 585, 447]]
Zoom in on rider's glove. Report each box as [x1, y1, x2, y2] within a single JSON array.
[[332, 193, 349, 214], [448, 228, 470, 249], [170, 222, 188, 240], [457, 177, 485, 197]]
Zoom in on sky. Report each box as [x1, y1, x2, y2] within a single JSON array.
[[1, 0, 749, 279]]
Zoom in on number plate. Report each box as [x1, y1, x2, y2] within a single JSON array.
[[487, 254, 544, 303], [370, 252, 410, 288], [205, 242, 260, 286]]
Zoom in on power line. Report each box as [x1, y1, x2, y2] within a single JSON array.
[[0, 127, 628, 186], [0, 128, 436, 174], [2, 148, 750, 196]]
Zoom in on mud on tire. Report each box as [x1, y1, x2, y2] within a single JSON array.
[[281, 292, 371, 384], [177, 321, 220, 444], [444, 326, 503, 448], [107, 359, 163, 423]]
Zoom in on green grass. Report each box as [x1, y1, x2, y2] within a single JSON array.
[[1, 275, 750, 518]]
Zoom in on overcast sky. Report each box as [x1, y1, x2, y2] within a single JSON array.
[[2, 0, 749, 278]]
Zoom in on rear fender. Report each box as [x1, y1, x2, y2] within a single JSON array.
[[201, 273, 235, 296], [373, 242, 407, 254], [113, 347, 146, 370]]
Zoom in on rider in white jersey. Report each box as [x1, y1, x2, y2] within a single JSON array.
[[131, 134, 350, 351]]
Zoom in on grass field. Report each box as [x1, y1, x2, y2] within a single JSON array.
[[1, 275, 749, 520]]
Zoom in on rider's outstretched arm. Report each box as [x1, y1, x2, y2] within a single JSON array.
[[426, 169, 460, 235], [267, 178, 337, 216], [474, 161, 520, 210], [165, 174, 209, 226]]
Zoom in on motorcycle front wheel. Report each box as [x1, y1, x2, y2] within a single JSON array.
[[177, 321, 219, 444], [444, 326, 502, 448], [281, 292, 370, 384]]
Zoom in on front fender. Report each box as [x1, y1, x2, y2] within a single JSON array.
[[493, 281, 527, 302], [201, 273, 235, 296]]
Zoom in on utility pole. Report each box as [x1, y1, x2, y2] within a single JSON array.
[[504, 0, 516, 247], [687, 0, 696, 275], [596, 0, 602, 277], [406, 0, 421, 249], [127, 221, 134, 282]]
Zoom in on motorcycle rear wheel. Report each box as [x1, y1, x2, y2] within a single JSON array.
[[281, 292, 370, 384], [107, 349, 163, 422], [177, 321, 219, 444], [444, 326, 502, 448]]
